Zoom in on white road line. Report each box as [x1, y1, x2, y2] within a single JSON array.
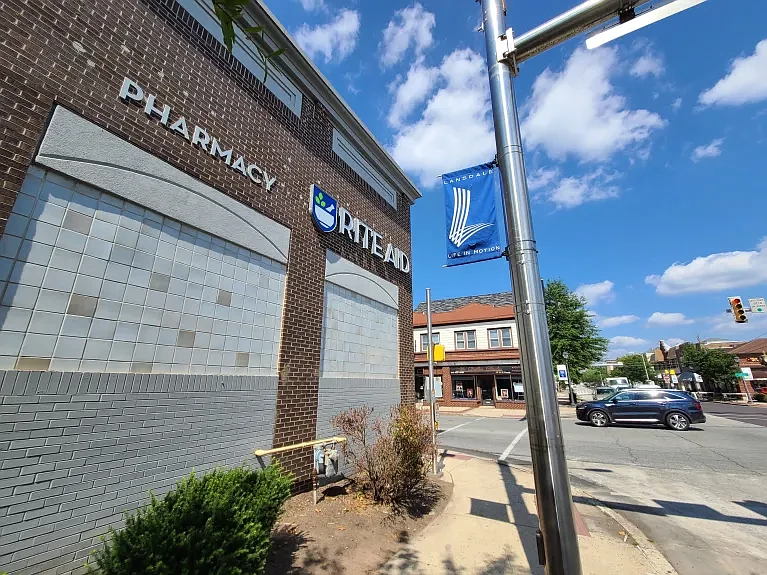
[[440, 418, 483, 434], [498, 428, 528, 461]]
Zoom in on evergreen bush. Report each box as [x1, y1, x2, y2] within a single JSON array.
[[89, 465, 291, 575]]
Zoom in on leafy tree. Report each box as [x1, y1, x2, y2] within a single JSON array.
[[211, 0, 285, 80], [678, 343, 739, 391], [611, 354, 655, 384], [580, 367, 607, 384], [544, 279, 608, 383]]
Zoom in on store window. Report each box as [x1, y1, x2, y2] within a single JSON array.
[[497, 377, 525, 401], [453, 376, 476, 399], [455, 330, 476, 350], [488, 327, 512, 348], [420, 332, 440, 352]]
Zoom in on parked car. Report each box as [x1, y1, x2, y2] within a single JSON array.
[[576, 389, 706, 431]]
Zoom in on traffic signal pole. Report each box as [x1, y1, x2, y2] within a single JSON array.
[[479, 2, 581, 573]]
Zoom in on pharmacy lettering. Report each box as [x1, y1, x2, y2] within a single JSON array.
[[118, 77, 277, 192], [310, 185, 410, 273]]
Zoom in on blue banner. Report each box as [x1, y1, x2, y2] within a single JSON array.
[[442, 162, 503, 266]]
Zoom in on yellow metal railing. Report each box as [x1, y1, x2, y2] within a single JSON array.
[[254, 436, 346, 457]]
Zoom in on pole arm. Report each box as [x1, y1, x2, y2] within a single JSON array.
[[509, 0, 652, 64]]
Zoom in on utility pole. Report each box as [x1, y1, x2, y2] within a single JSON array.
[[641, 352, 651, 382], [425, 288, 438, 474], [479, 2, 581, 573]]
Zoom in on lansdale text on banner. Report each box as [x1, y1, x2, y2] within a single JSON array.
[[442, 162, 503, 266]]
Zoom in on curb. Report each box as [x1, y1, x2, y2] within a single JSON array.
[[444, 449, 680, 575], [571, 487, 680, 575]]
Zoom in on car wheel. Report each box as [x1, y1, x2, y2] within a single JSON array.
[[666, 412, 690, 431], [589, 410, 609, 428]]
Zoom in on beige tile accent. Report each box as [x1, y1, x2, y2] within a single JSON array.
[[177, 329, 196, 347], [62, 210, 93, 234], [67, 294, 98, 317], [15, 357, 52, 371]]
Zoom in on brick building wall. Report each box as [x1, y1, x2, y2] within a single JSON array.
[[0, 0, 415, 572], [0, 371, 278, 574], [0, 0, 412, 469]]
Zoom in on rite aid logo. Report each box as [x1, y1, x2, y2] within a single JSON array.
[[311, 184, 338, 233], [308, 184, 410, 274]]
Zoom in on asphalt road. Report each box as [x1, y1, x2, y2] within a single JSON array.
[[437, 408, 767, 575], [704, 401, 767, 426]]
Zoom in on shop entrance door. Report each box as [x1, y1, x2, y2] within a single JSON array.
[[478, 375, 495, 405]]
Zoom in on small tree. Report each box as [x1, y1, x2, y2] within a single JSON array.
[[679, 343, 739, 391], [580, 367, 607, 384], [332, 405, 432, 505], [612, 354, 655, 384], [544, 279, 609, 382]]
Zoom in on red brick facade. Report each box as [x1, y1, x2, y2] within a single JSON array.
[[0, 0, 414, 488]]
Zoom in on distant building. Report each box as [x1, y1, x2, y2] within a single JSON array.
[[413, 292, 524, 408], [729, 339, 767, 394]]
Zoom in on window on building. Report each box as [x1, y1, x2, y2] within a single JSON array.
[[453, 377, 475, 399], [455, 330, 477, 350], [420, 332, 440, 352], [488, 328, 513, 348]]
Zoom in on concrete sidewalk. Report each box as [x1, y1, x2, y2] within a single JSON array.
[[380, 452, 676, 575]]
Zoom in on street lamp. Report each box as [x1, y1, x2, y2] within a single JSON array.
[[478, 1, 708, 573]]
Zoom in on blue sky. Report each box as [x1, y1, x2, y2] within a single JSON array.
[[268, 0, 767, 357]]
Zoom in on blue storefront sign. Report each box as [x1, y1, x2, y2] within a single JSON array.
[[442, 162, 503, 266]]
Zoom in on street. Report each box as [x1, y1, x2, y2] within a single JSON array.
[[704, 401, 767, 427], [437, 407, 767, 575]]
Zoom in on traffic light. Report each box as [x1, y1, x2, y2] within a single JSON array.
[[729, 296, 748, 323]]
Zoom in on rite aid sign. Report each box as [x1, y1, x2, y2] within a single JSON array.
[[310, 184, 410, 273]]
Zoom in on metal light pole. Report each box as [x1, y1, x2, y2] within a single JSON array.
[[479, 2, 581, 573], [425, 288, 438, 474], [475, 0, 707, 571]]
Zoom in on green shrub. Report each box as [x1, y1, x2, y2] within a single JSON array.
[[89, 465, 292, 575], [754, 393, 766, 403]]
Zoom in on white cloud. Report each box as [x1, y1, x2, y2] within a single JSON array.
[[630, 52, 664, 79], [527, 167, 560, 191], [387, 62, 440, 128], [705, 311, 767, 339], [380, 3, 436, 68], [520, 47, 666, 162], [646, 237, 767, 295], [664, 338, 686, 347], [691, 138, 724, 162], [388, 49, 496, 187], [295, 10, 360, 63], [575, 280, 615, 307], [542, 168, 621, 209], [610, 336, 650, 348], [598, 315, 640, 328], [298, 0, 325, 11], [647, 312, 694, 327], [672, 97, 683, 111], [699, 39, 767, 107]]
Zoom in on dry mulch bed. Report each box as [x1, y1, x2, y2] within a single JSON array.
[[265, 479, 452, 574]]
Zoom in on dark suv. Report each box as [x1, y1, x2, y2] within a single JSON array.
[[576, 389, 706, 431]]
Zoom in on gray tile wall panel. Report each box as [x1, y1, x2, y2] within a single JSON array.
[[0, 371, 277, 575]]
